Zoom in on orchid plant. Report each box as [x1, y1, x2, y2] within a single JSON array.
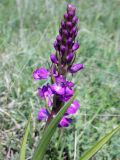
[[20, 4, 120, 160], [33, 4, 83, 128]]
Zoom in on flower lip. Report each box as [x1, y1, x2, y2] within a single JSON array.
[[38, 108, 49, 121], [51, 84, 65, 95], [66, 100, 80, 115], [58, 117, 72, 127], [33, 68, 49, 80]]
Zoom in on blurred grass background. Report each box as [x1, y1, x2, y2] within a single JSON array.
[[0, 0, 120, 159]]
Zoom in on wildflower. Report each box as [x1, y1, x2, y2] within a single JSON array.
[[33, 4, 83, 127]]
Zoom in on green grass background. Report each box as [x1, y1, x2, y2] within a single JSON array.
[[0, 0, 120, 159]]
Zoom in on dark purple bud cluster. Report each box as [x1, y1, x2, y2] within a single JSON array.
[[33, 4, 83, 127], [53, 4, 80, 73]]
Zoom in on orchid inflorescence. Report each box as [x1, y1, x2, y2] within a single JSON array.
[[33, 4, 83, 127]]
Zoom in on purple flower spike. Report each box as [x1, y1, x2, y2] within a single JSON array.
[[67, 100, 80, 114], [51, 84, 65, 95], [50, 54, 58, 64], [34, 4, 83, 128], [69, 63, 84, 73], [38, 108, 49, 121], [72, 42, 79, 51], [33, 68, 49, 80], [59, 117, 72, 127]]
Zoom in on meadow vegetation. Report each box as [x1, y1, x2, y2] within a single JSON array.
[[0, 0, 120, 159]]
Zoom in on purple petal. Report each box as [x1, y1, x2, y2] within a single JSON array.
[[66, 81, 74, 88], [72, 42, 79, 51], [38, 85, 53, 98], [59, 117, 72, 127], [55, 75, 66, 84], [38, 85, 53, 106], [67, 100, 80, 114], [33, 68, 49, 80], [65, 87, 74, 97], [51, 84, 65, 95], [69, 63, 84, 73], [38, 108, 49, 121], [50, 54, 58, 64]]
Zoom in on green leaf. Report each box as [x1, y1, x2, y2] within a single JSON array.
[[80, 125, 120, 160], [32, 91, 78, 160], [20, 114, 32, 160]]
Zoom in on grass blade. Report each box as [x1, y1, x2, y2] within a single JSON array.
[[20, 114, 32, 160], [32, 91, 78, 160], [80, 125, 120, 160]]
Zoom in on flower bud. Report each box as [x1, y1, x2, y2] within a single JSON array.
[[50, 54, 58, 64], [59, 28, 62, 35], [68, 11, 75, 17], [66, 21, 73, 29], [70, 27, 77, 36], [56, 35, 62, 43], [72, 16, 78, 24], [60, 45, 66, 54], [67, 37, 72, 45], [61, 20, 66, 29], [62, 29, 69, 37], [67, 4, 76, 14], [64, 12, 69, 20], [66, 52, 74, 62], [72, 42, 79, 51], [69, 63, 83, 73], [54, 41, 59, 50]]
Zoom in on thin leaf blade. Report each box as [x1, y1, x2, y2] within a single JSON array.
[[80, 125, 120, 160], [32, 91, 78, 160], [20, 114, 32, 160]]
